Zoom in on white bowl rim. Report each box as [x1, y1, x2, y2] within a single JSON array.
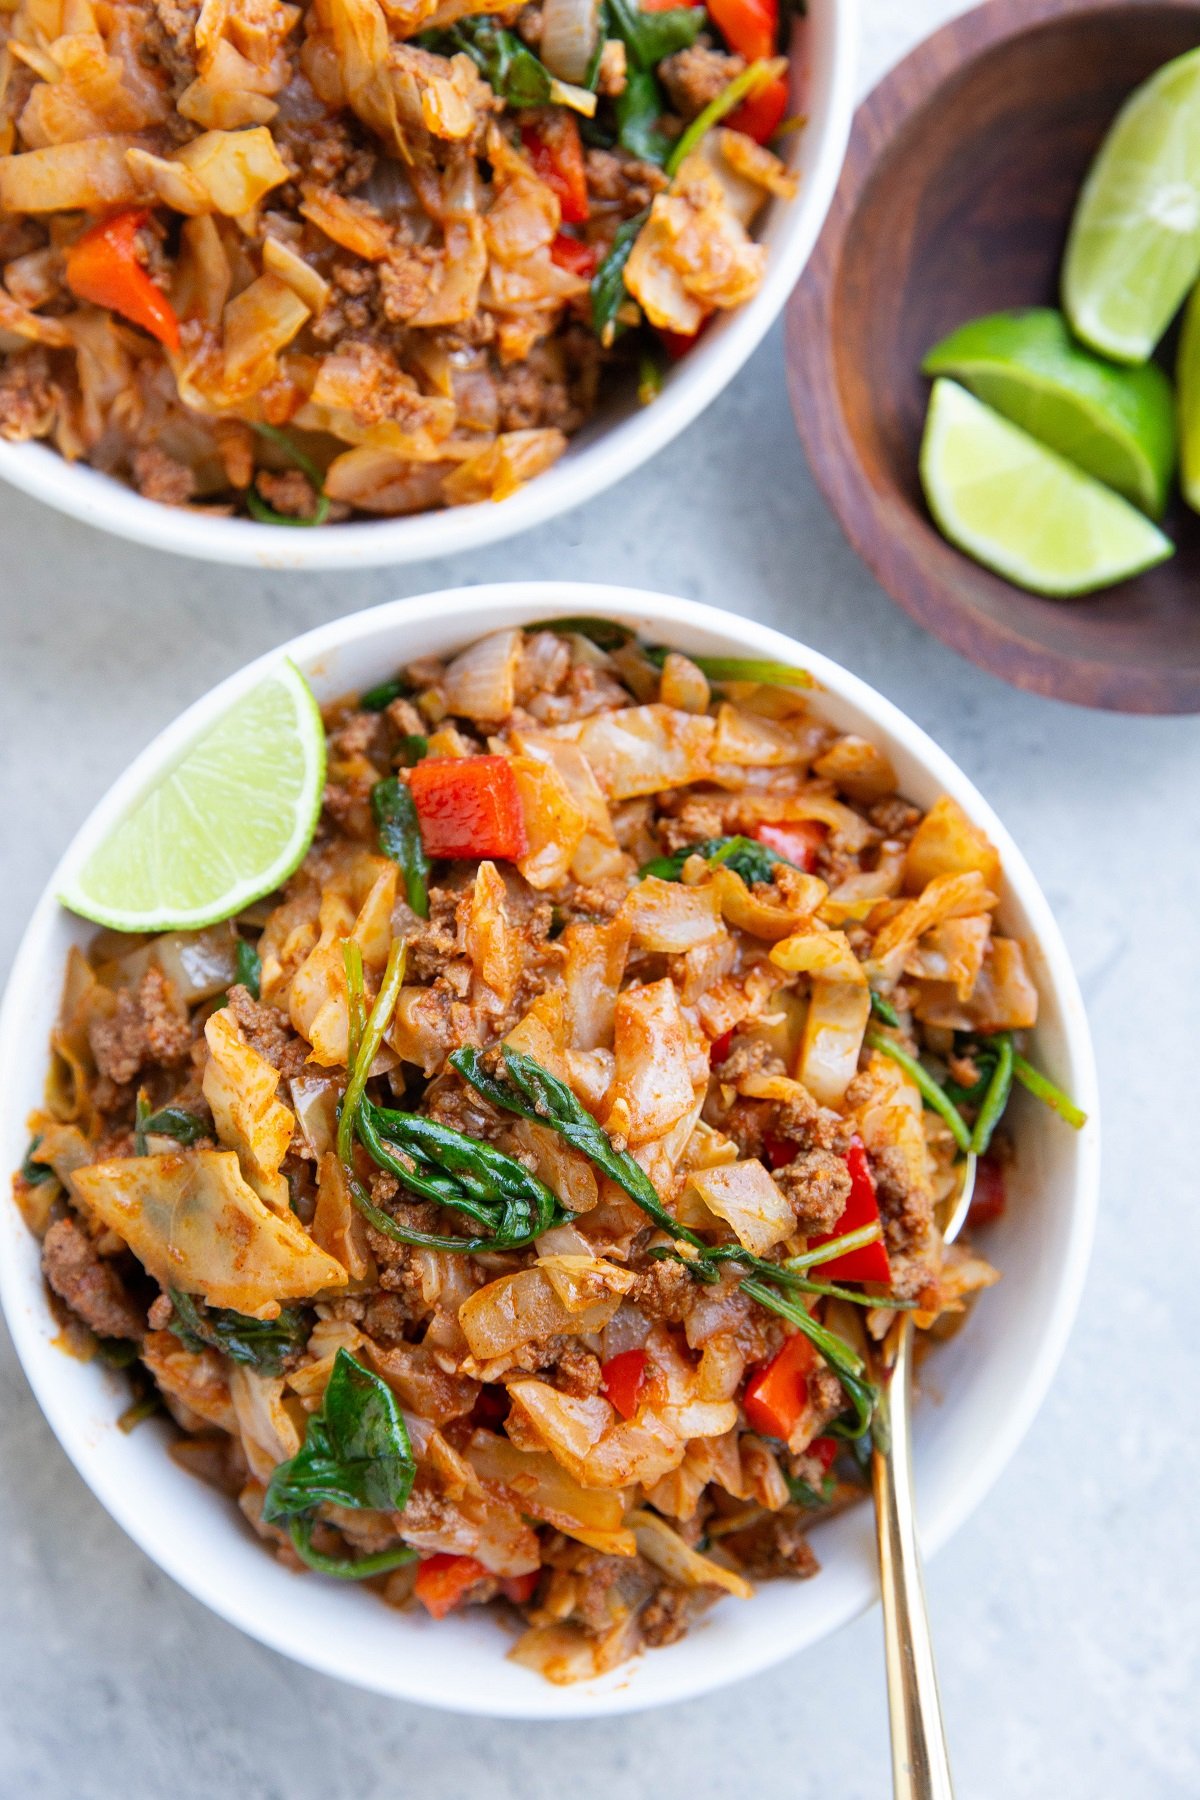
[[0, 3, 857, 571], [0, 582, 1100, 1717]]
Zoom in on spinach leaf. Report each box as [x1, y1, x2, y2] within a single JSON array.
[[428, 19, 554, 106], [353, 1098, 562, 1252], [168, 1290, 308, 1375], [20, 1136, 53, 1184], [639, 833, 793, 886], [372, 776, 430, 920], [786, 1469, 836, 1510], [360, 676, 408, 712], [607, 0, 705, 67], [615, 65, 672, 162], [263, 1348, 417, 1522], [591, 208, 649, 340], [452, 1046, 708, 1248], [134, 1099, 209, 1158], [234, 936, 262, 1000]]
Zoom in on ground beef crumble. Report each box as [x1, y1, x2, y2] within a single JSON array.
[[42, 1215, 145, 1340], [226, 983, 311, 1078], [659, 43, 746, 118], [0, 348, 58, 443], [131, 446, 198, 508], [89, 966, 192, 1087]]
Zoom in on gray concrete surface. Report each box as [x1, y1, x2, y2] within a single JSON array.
[[2, 4, 1197, 1792]]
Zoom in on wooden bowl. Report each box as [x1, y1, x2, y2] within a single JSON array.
[[786, 0, 1200, 713]]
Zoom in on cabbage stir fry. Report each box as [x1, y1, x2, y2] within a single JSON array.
[[0, 0, 798, 522], [13, 623, 1084, 1682]]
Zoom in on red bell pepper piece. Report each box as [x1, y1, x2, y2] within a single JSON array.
[[521, 112, 589, 224], [751, 819, 826, 872], [743, 1331, 816, 1439], [707, 0, 777, 62], [809, 1434, 838, 1473], [710, 1028, 734, 1065], [601, 1347, 648, 1420], [807, 1137, 892, 1284], [499, 1570, 540, 1605], [414, 1553, 490, 1619], [969, 1154, 1007, 1226], [763, 1132, 797, 1171], [65, 209, 180, 352], [726, 72, 789, 144], [658, 322, 708, 360], [549, 232, 598, 278], [408, 756, 528, 861]]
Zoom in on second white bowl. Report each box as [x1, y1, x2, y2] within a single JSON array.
[[0, 4, 856, 569]]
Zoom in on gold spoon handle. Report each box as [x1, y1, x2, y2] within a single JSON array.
[[872, 1316, 955, 1800]]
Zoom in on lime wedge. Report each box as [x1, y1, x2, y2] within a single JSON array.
[[922, 308, 1176, 516], [920, 379, 1174, 597], [1063, 47, 1200, 363], [1176, 278, 1200, 510], [59, 661, 326, 931]]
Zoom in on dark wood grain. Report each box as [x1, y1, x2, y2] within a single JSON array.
[[786, 0, 1200, 713]]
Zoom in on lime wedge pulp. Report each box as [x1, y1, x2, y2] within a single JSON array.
[[1063, 47, 1200, 363], [1176, 278, 1200, 511], [919, 379, 1174, 597], [922, 308, 1177, 516], [59, 660, 326, 932]]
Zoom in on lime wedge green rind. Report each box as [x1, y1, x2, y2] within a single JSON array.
[[1063, 46, 1200, 364], [1176, 278, 1200, 512], [922, 308, 1177, 516], [58, 660, 326, 932], [920, 379, 1175, 598]]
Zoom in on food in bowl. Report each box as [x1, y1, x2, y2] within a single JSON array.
[[0, 0, 797, 524], [11, 620, 1084, 1683]]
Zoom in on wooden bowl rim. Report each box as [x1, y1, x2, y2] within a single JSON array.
[[786, 0, 1200, 715]]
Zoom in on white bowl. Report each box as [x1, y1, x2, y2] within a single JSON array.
[[0, 583, 1099, 1716], [0, 6, 855, 571]]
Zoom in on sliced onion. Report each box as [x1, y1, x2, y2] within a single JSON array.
[[442, 628, 522, 722], [548, 76, 598, 116], [540, 0, 601, 85]]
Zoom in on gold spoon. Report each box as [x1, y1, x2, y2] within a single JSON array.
[[871, 1153, 977, 1800]]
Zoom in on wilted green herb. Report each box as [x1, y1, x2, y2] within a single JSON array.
[[168, 1290, 308, 1375], [247, 423, 331, 527], [262, 1349, 418, 1578], [134, 1097, 209, 1158], [424, 18, 555, 105], [452, 1046, 708, 1248], [638, 834, 795, 885], [372, 777, 430, 919], [20, 1137, 53, 1184], [234, 936, 262, 1000], [591, 209, 648, 341], [360, 676, 408, 712]]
